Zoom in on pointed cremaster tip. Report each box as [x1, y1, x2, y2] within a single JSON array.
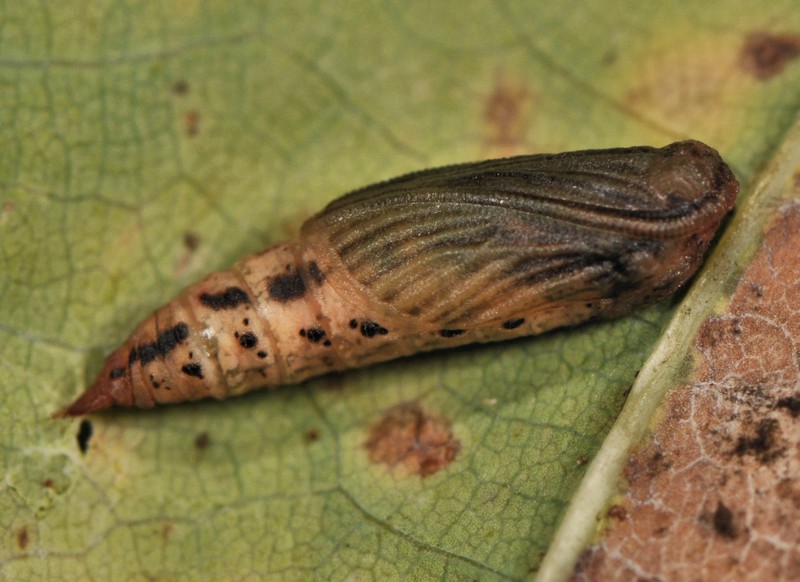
[[53, 384, 114, 418]]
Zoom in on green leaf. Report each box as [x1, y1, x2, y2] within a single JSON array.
[[2, 2, 799, 580]]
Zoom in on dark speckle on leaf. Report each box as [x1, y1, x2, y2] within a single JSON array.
[[77, 420, 93, 454]]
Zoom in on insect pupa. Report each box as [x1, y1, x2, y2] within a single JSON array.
[[59, 140, 738, 416]]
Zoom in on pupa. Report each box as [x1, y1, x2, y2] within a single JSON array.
[[59, 140, 738, 416]]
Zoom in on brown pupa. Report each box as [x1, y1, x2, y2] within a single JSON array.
[[59, 140, 738, 416]]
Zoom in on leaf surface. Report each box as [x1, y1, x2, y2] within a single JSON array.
[[2, 2, 800, 580]]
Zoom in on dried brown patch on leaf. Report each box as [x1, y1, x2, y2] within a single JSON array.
[[740, 32, 800, 80], [194, 432, 210, 450], [364, 402, 459, 477], [172, 79, 189, 95], [76, 419, 93, 454], [482, 74, 532, 157], [184, 110, 200, 136], [175, 232, 201, 277], [183, 232, 200, 251], [161, 522, 173, 542], [572, 203, 800, 581], [17, 526, 29, 550]]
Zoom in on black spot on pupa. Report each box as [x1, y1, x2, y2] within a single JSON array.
[[303, 327, 326, 343], [269, 269, 306, 302], [360, 321, 389, 338], [323, 340, 332, 347], [306, 261, 325, 285], [77, 420, 93, 454], [138, 323, 190, 365], [502, 318, 525, 330], [109, 366, 126, 379], [150, 374, 161, 389], [199, 287, 250, 310], [182, 363, 203, 379], [349, 319, 358, 329], [238, 332, 258, 349], [128, 347, 139, 365], [138, 344, 158, 365], [257, 351, 268, 359], [439, 329, 465, 338], [243, 318, 250, 326]]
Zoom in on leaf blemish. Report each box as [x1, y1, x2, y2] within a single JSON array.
[[77, 420, 93, 454], [184, 110, 200, 136], [483, 74, 531, 156], [194, 432, 210, 450], [740, 31, 800, 80], [17, 526, 29, 550], [183, 231, 199, 250], [364, 402, 460, 477], [711, 501, 738, 539], [733, 418, 783, 463], [172, 79, 189, 95]]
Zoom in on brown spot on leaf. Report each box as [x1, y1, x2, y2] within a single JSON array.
[[194, 432, 210, 450], [173, 79, 189, 95], [483, 75, 532, 157], [184, 110, 200, 136], [161, 522, 173, 541], [175, 231, 201, 276], [733, 418, 783, 463], [304, 429, 320, 443], [607, 504, 628, 521], [571, 203, 800, 580], [42, 478, 54, 488], [776, 396, 800, 417], [17, 527, 28, 550], [77, 419, 93, 454], [364, 402, 459, 477], [184, 231, 199, 250], [711, 501, 738, 539], [740, 32, 800, 80]]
